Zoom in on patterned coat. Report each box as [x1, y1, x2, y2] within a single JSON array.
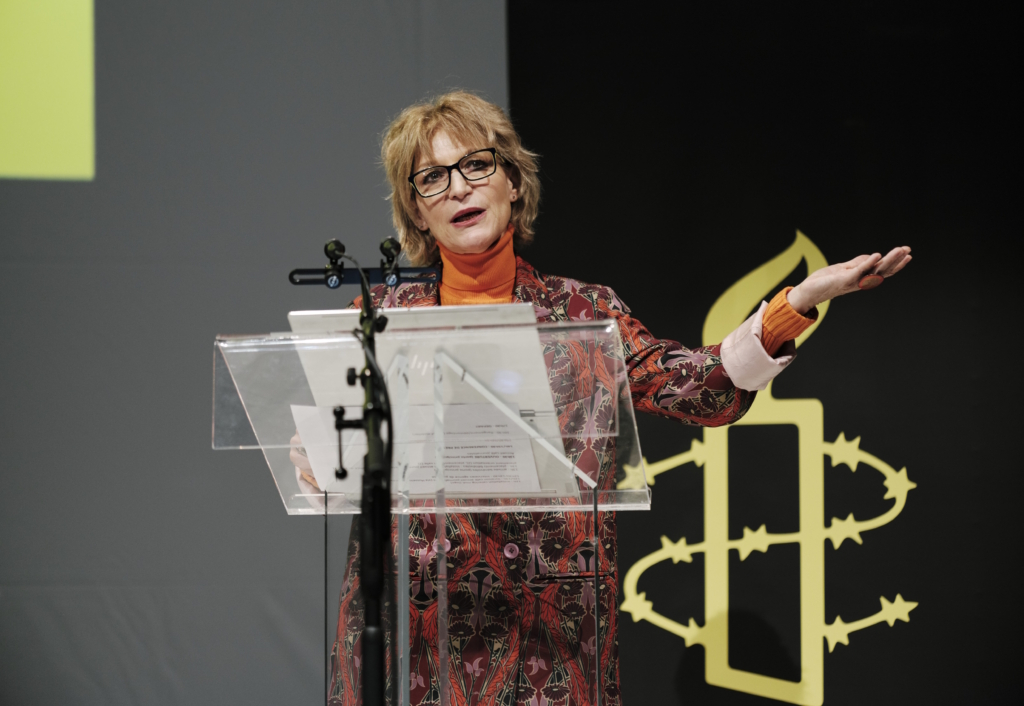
[[330, 255, 755, 706]]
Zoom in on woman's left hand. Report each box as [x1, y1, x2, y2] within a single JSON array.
[[787, 246, 912, 314]]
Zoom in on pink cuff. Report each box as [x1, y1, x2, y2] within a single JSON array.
[[720, 300, 797, 391]]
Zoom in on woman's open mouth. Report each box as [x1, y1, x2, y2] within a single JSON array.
[[451, 208, 485, 226]]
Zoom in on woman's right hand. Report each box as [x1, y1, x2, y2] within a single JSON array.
[[787, 246, 912, 314]]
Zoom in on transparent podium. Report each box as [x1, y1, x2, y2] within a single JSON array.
[[213, 318, 651, 706]]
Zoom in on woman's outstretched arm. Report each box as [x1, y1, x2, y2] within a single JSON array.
[[597, 245, 912, 425]]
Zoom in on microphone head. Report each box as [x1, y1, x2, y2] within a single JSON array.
[[380, 237, 401, 259], [324, 239, 346, 260]]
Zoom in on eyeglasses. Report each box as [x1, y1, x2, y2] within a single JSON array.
[[408, 148, 499, 198]]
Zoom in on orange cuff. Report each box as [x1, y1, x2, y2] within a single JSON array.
[[760, 287, 818, 356]]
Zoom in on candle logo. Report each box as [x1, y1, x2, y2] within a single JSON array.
[[617, 231, 917, 705]]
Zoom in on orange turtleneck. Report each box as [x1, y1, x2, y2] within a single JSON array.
[[437, 223, 517, 306]]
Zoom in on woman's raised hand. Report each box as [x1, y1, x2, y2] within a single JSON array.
[[787, 246, 912, 314]]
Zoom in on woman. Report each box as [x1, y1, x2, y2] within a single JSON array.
[[296, 91, 911, 705]]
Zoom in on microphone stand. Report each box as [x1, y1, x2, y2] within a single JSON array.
[[290, 238, 439, 706]]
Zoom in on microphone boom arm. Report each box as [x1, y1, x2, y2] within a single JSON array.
[[288, 237, 438, 289], [288, 265, 439, 287]]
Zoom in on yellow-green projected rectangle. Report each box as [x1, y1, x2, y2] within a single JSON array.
[[0, 0, 94, 180]]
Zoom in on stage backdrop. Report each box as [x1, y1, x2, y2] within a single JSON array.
[[2, 2, 1019, 705], [508, 3, 1018, 705], [0, 2, 507, 704]]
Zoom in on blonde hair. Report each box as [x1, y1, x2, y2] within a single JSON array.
[[381, 91, 540, 266]]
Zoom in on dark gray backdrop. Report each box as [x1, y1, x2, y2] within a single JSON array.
[[507, 3, 1019, 704], [0, 3, 507, 704]]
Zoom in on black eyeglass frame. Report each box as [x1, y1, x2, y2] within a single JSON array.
[[407, 148, 500, 198]]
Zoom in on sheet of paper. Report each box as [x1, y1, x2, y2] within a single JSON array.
[[290, 402, 542, 498]]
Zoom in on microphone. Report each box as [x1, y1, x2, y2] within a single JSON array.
[[380, 238, 401, 287], [324, 239, 346, 260], [324, 240, 345, 289]]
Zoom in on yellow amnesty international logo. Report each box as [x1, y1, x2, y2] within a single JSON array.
[[617, 231, 918, 705]]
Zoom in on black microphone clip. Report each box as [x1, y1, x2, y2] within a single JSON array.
[[380, 237, 401, 288], [323, 239, 346, 289]]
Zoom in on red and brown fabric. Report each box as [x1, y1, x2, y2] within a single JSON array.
[[330, 255, 757, 706]]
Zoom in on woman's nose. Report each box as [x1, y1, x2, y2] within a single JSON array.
[[448, 169, 472, 197]]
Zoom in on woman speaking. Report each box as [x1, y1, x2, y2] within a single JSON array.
[[295, 91, 911, 706]]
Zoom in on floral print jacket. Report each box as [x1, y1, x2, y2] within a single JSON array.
[[329, 255, 756, 706]]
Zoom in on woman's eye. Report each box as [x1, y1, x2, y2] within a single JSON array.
[[463, 160, 485, 172], [422, 170, 444, 183]]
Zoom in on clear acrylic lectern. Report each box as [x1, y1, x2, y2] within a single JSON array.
[[213, 319, 651, 706]]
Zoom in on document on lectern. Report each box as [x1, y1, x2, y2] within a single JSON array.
[[286, 304, 581, 501], [291, 402, 542, 496]]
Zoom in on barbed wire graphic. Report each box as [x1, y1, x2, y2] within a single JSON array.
[[618, 432, 918, 652]]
